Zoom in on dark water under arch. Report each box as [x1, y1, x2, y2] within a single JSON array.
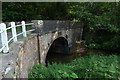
[[45, 37, 70, 64]]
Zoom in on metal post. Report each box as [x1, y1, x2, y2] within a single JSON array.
[[11, 22, 17, 42], [0, 23, 9, 53], [21, 21, 27, 37]]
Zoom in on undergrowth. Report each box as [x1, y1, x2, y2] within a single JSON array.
[[29, 54, 120, 79]]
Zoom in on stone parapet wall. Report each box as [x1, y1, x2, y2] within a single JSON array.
[[31, 20, 83, 35], [1, 34, 39, 79]]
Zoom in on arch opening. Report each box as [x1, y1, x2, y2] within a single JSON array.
[[45, 37, 70, 64]]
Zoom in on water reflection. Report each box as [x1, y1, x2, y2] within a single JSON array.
[[45, 48, 86, 64], [45, 48, 115, 64], [45, 37, 87, 64]]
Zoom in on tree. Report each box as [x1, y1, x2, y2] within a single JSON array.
[[2, 2, 120, 52]]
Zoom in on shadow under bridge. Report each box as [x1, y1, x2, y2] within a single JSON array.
[[45, 37, 70, 64]]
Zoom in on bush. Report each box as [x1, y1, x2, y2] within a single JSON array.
[[29, 54, 120, 79], [29, 63, 78, 79], [69, 54, 120, 78], [87, 32, 120, 52]]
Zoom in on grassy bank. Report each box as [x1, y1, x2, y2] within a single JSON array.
[[29, 53, 120, 79], [7, 25, 32, 33]]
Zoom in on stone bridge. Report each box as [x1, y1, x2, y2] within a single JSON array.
[[32, 20, 83, 64], [1, 20, 84, 79]]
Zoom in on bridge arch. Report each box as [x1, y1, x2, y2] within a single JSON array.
[[45, 37, 70, 64]]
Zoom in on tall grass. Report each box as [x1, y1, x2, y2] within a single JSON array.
[[69, 54, 120, 78], [29, 54, 120, 79]]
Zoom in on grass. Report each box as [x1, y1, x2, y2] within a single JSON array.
[[29, 53, 120, 79], [69, 54, 120, 78], [6, 25, 32, 45], [7, 25, 32, 33]]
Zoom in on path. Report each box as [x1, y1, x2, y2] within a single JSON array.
[[0, 31, 32, 79]]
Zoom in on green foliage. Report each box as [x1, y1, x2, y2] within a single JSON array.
[[2, 2, 68, 21], [88, 34, 120, 52], [68, 2, 120, 32], [29, 54, 120, 79], [88, 43, 101, 49], [69, 54, 120, 78], [29, 63, 78, 79], [67, 2, 120, 52]]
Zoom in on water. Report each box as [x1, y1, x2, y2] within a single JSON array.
[[45, 37, 115, 64], [45, 48, 115, 64], [46, 47, 87, 64]]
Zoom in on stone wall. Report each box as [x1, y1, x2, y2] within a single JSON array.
[[1, 34, 39, 79]]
